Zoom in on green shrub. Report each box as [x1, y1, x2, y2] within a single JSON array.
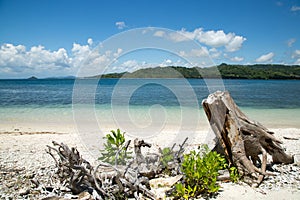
[[229, 166, 240, 183], [160, 147, 174, 166], [159, 147, 175, 175], [98, 129, 132, 165], [173, 144, 227, 199]]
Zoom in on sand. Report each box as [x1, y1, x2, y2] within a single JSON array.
[[0, 124, 300, 199]]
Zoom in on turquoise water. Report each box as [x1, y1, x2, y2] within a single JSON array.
[[1, 79, 300, 129]]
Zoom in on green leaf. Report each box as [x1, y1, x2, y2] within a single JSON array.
[[107, 134, 116, 145], [98, 129, 132, 164]]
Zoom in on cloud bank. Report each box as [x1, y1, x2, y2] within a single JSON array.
[[155, 28, 247, 52], [0, 43, 70, 75], [3, 26, 297, 78], [0, 27, 248, 78], [0, 39, 118, 78]]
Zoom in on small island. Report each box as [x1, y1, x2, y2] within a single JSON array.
[[27, 76, 38, 80]]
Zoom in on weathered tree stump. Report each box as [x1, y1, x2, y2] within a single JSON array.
[[202, 91, 294, 186]]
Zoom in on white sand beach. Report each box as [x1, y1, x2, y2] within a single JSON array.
[[1, 122, 300, 199]]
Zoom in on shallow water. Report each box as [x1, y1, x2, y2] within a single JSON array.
[[1, 79, 300, 131]]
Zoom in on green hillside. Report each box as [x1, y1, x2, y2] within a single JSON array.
[[97, 64, 300, 79], [217, 63, 300, 79]]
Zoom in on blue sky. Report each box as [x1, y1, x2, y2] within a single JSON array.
[[0, 0, 300, 78]]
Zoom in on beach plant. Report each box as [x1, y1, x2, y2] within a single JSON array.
[[161, 147, 174, 166], [98, 129, 132, 165], [160, 147, 175, 174], [173, 144, 227, 199], [229, 166, 240, 183]]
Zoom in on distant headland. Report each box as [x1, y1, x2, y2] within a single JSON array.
[[24, 64, 300, 80], [95, 63, 300, 80]]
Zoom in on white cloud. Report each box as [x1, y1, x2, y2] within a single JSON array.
[[117, 60, 155, 72], [159, 59, 173, 67], [230, 56, 244, 62], [160, 59, 194, 68], [162, 28, 246, 52], [180, 47, 209, 57], [190, 48, 208, 57], [28, 46, 70, 69], [209, 48, 221, 59], [0, 44, 26, 68], [153, 30, 165, 37], [255, 52, 274, 63], [115, 21, 127, 29], [113, 48, 123, 58], [165, 59, 172, 64], [225, 36, 246, 52], [294, 59, 300, 65], [0, 43, 70, 73], [197, 30, 233, 47], [292, 50, 300, 65], [153, 28, 246, 64], [121, 60, 139, 71], [168, 29, 194, 42], [111, 59, 192, 73], [0, 39, 125, 77], [71, 43, 91, 67], [122, 60, 138, 67], [198, 30, 246, 52], [70, 44, 123, 76], [87, 38, 93, 46], [291, 5, 300, 11], [292, 49, 300, 58], [287, 38, 296, 47]]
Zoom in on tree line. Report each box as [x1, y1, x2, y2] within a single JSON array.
[[96, 63, 300, 79]]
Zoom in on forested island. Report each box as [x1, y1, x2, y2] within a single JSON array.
[[96, 64, 300, 79]]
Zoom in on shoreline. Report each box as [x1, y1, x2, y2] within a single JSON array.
[[1, 122, 300, 148], [1, 125, 300, 167], [1, 106, 300, 132]]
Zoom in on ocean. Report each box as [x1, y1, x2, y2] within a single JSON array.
[[1, 78, 300, 134]]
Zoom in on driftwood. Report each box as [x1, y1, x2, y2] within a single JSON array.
[[46, 141, 156, 199], [134, 138, 152, 164], [202, 91, 294, 186], [46, 138, 188, 199], [46, 141, 95, 195]]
